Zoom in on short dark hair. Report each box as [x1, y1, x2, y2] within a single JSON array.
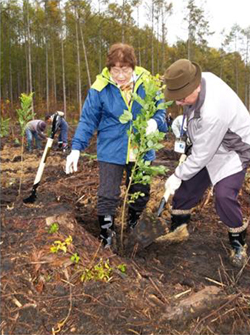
[[106, 43, 137, 70], [45, 113, 52, 121]]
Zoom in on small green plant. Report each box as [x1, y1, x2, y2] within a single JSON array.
[[16, 92, 35, 137], [0, 117, 10, 138], [50, 235, 72, 253], [82, 152, 97, 160], [117, 263, 127, 273], [70, 253, 80, 264], [16, 92, 35, 195], [119, 74, 173, 243], [48, 222, 59, 234], [80, 259, 127, 283], [81, 258, 113, 282]]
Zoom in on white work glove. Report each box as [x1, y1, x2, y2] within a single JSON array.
[[146, 118, 157, 135], [65, 150, 80, 174], [165, 173, 182, 195]]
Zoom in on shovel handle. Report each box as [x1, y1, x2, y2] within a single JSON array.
[[163, 188, 171, 202], [34, 138, 54, 184], [157, 188, 171, 217]]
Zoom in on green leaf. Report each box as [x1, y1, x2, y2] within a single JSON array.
[[117, 264, 127, 273], [157, 102, 168, 110], [119, 110, 133, 124], [48, 223, 59, 234], [147, 140, 154, 148]]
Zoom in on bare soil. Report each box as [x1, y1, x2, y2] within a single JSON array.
[[1, 129, 250, 335]]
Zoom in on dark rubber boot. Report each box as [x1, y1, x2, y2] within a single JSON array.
[[127, 208, 142, 230], [98, 215, 116, 248], [58, 141, 63, 149], [27, 140, 32, 152], [170, 213, 191, 231], [228, 229, 248, 267], [156, 213, 190, 243]]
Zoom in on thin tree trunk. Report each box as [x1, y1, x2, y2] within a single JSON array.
[[137, 5, 141, 66], [9, 41, 13, 109], [23, 1, 29, 94], [75, 8, 82, 116], [187, 11, 192, 60], [187, 36, 192, 60], [161, 6, 166, 73], [45, 41, 49, 112], [156, 15, 160, 74], [121, 0, 125, 43], [151, 0, 154, 74], [52, 45, 57, 106], [98, 0, 102, 72], [61, 36, 67, 117], [6, 4, 13, 107], [44, 0, 49, 112], [98, 26, 102, 72], [26, 0, 34, 114], [235, 57, 239, 95], [59, 0, 67, 116], [25, 34, 29, 93], [79, 16, 91, 88]]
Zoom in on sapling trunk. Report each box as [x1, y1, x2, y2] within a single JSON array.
[[18, 135, 25, 195], [120, 158, 138, 247], [16, 92, 34, 197], [118, 74, 172, 249]]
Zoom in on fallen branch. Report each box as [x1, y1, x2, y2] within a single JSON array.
[[191, 292, 241, 335]]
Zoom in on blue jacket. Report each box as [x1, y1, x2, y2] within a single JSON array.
[[72, 66, 167, 165]]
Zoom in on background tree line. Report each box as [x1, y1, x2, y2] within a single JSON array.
[[1, 0, 250, 123]]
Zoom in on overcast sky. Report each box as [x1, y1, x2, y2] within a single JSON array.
[[166, 0, 250, 48]]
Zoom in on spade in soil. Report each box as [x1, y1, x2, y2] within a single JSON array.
[[126, 188, 171, 249], [23, 112, 64, 203]]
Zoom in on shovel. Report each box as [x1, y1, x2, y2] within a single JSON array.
[[127, 154, 188, 249], [23, 112, 63, 203], [126, 188, 171, 249]]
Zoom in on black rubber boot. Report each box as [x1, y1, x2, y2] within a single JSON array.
[[156, 213, 190, 243], [170, 213, 191, 231], [228, 229, 248, 267], [127, 208, 142, 230], [98, 215, 116, 248], [58, 141, 63, 149]]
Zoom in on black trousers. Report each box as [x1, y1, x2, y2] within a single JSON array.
[[97, 161, 150, 216]]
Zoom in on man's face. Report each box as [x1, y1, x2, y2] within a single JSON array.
[[175, 85, 201, 106]]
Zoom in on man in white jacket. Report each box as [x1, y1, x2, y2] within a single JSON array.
[[162, 59, 250, 267]]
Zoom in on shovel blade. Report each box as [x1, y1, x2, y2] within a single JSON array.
[[23, 192, 37, 204], [23, 187, 37, 204], [126, 210, 168, 250]]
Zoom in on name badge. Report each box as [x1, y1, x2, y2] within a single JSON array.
[[174, 139, 186, 154]]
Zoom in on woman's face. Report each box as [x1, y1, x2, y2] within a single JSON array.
[[110, 62, 133, 86]]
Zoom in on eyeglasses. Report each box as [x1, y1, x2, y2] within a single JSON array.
[[110, 67, 133, 76]]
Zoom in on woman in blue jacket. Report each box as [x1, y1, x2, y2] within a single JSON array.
[[66, 43, 167, 247]]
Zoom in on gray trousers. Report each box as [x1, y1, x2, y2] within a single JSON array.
[[97, 161, 150, 216], [172, 167, 246, 230]]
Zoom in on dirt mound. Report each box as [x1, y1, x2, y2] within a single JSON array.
[[1, 132, 250, 334]]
